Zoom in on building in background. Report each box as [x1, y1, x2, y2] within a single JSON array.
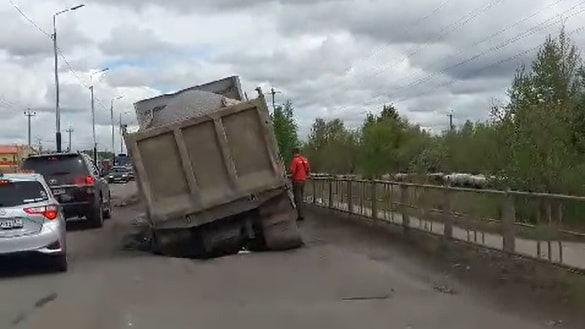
[[0, 144, 38, 173]]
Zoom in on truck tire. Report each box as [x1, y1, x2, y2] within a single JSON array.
[[258, 192, 303, 251]]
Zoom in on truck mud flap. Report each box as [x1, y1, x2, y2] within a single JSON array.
[[258, 192, 303, 251]]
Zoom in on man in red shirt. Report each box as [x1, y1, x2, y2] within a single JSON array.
[[289, 147, 310, 221]]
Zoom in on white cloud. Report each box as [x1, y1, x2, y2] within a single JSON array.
[[1, 0, 584, 152]]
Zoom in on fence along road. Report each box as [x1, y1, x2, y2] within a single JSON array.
[[306, 176, 585, 271]]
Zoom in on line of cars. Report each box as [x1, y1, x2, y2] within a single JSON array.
[[0, 152, 115, 273]]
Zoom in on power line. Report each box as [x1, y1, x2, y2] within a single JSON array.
[[357, 0, 504, 84], [331, 1, 585, 119], [343, 0, 453, 71], [323, 0, 506, 116], [395, 25, 585, 102], [327, 23, 585, 128], [8, 2, 111, 113], [7, 0, 51, 37], [390, 0, 569, 89], [397, 0, 585, 91]]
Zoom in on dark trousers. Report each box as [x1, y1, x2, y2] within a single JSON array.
[[292, 181, 305, 220]]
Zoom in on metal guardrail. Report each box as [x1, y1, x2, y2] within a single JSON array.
[[303, 177, 585, 271]]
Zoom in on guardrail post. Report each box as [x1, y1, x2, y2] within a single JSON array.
[[371, 180, 377, 219], [502, 189, 516, 253], [442, 188, 453, 239], [400, 184, 410, 232], [347, 179, 354, 214], [328, 178, 333, 209], [312, 179, 316, 204]]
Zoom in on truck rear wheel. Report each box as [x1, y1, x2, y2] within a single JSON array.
[[257, 192, 303, 251]]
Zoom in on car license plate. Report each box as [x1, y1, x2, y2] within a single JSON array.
[[52, 188, 66, 196], [0, 219, 24, 229]]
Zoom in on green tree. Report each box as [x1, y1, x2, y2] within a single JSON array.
[[304, 118, 357, 173], [499, 28, 585, 193], [270, 100, 300, 166]]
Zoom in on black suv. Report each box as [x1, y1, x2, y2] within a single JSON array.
[[20, 152, 112, 228]]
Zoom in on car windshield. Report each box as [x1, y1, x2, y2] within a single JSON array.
[[21, 155, 89, 185], [0, 180, 49, 207]]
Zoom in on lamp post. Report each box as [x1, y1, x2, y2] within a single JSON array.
[[119, 110, 131, 155], [52, 4, 85, 152], [89, 68, 109, 165], [110, 96, 123, 164]]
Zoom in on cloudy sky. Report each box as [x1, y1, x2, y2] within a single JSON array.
[[0, 0, 583, 152]]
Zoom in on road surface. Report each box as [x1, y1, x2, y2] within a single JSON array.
[[0, 182, 578, 328]]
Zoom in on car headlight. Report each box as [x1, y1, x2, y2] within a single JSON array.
[[108, 175, 114, 178], [122, 174, 128, 177]]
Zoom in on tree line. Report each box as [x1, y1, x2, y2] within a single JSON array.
[[271, 28, 585, 195]]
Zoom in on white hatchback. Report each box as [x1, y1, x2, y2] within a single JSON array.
[[0, 172, 68, 272]]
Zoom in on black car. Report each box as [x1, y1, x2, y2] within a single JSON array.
[[106, 166, 131, 183], [20, 152, 112, 228]]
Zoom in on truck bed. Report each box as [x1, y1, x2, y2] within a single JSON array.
[[124, 96, 287, 229]]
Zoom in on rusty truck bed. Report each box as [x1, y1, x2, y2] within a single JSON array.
[[124, 96, 287, 228]]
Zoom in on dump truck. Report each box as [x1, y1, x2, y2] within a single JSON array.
[[124, 77, 303, 257]]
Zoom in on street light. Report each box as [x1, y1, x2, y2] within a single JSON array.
[[110, 96, 123, 164], [52, 4, 85, 153], [89, 68, 109, 165], [119, 110, 132, 155]]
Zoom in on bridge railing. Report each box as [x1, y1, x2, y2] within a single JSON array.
[[304, 176, 585, 271]]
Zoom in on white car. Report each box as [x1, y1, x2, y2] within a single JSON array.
[[0, 172, 68, 272]]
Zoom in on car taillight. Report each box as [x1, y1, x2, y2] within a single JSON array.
[[24, 205, 59, 220], [73, 176, 94, 185]]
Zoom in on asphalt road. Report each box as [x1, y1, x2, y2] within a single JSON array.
[[0, 182, 576, 329]]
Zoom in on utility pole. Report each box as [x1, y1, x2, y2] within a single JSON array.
[[90, 85, 97, 164], [447, 110, 454, 132], [110, 96, 123, 165], [52, 4, 85, 153], [89, 67, 108, 165], [120, 123, 128, 155], [24, 109, 36, 146], [35, 137, 43, 154], [65, 126, 74, 151], [269, 87, 281, 111], [119, 113, 124, 155]]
